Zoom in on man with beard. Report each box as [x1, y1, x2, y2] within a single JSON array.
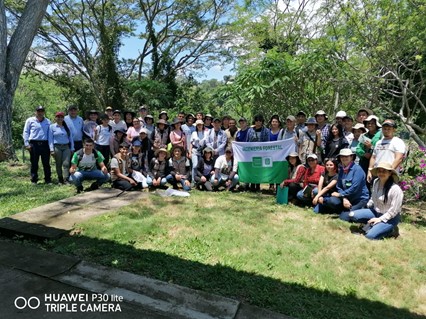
[[225, 118, 238, 149]]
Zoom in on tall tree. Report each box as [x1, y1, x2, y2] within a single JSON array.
[[0, 0, 49, 161]]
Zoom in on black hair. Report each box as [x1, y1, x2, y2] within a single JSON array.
[[288, 155, 302, 168], [268, 114, 281, 127], [63, 120, 71, 137], [382, 175, 395, 204], [324, 158, 339, 173], [84, 138, 94, 144], [327, 123, 344, 142], [253, 114, 264, 123]]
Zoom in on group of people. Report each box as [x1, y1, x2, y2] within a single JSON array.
[[22, 104, 406, 239]]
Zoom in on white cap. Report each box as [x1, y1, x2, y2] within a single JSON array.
[[335, 110, 347, 118]]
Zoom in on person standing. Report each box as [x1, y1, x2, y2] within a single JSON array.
[[367, 119, 406, 183], [23, 105, 52, 185], [206, 118, 228, 161], [49, 112, 74, 184], [64, 105, 84, 152]]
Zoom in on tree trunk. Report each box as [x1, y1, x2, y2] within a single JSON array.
[[0, 0, 49, 161]]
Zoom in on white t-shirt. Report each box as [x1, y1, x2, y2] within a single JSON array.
[[373, 136, 406, 170]]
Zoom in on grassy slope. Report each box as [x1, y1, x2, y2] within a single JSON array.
[[1, 160, 426, 319]]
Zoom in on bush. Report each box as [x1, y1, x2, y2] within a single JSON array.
[[399, 143, 426, 201]]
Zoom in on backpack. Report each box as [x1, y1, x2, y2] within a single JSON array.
[[76, 148, 101, 169]]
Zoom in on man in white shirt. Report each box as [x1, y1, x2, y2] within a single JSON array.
[[367, 119, 406, 182]]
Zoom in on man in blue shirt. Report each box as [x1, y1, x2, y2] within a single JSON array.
[[22, 105, 52, 184], [64, 105, 84, 152]]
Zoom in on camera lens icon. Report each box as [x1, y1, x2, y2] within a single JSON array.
[[14, 296, 40, 310]]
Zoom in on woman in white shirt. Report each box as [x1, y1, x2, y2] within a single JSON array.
[[340, 162, 403, 240]]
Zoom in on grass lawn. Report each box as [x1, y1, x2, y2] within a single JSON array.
[[1, 159, 426, 319]]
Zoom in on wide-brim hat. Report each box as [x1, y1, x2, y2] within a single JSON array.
[[306, 117, 317, 125], [286, 152, 300, 161], [352, 123, 367, 133], [337, 148, 355, 158], [114, 128, 127, 135], [335, 110, 347, 118], [195, 119, 204, 126], [363, 115, 382, 128], [156, 119, 168, 126], [296, 111, 306, 117], [204, 114, 213, 120], [315, 110, 328, 119], [155, 148, 168, 156], [123, 110, 136, 118], [144, 115, 154, 121], [357, 107, 373, 116], [370, 162, 399, 183], [203, 147, 213, 154], [186, 113, 195, 121], [171, 118, 183, 125], [88, 110, 99, 115]]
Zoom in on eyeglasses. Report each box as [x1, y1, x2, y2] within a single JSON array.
[[307, 158, 316, 162]]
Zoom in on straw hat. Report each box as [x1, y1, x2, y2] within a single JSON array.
[[369, 162, 399, 183]]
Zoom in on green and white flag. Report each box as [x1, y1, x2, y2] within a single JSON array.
[[232, 139, 295, 183]]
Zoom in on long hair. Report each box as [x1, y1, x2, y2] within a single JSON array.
[[326, 124, 344, 142], [382, 176, 395, 204]]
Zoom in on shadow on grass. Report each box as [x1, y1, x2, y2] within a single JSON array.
[[43, 234, 424, 319], [0, 214, 424, 319]]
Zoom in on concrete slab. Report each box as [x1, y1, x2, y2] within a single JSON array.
[[235, 303, 294, 319], [54, 261, 240, 319], [0, 188, 149, 240], [0, 240, 80, 277], [0, 266, 176, 319]]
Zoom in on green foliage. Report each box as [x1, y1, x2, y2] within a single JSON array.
[[13, 73, 68, 147], [125, 78, 174, 111]]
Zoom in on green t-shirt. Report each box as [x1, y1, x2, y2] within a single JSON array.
[[71, 150, 105, 171]]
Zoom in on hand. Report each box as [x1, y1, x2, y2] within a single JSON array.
[[316, 129, 321, 136], [368, 217, 381, 225], [184, 180, 191, 187], [364, 140, 372, 149], [69, 167, 76, 175], [343, 198, 352, 209], [225, 179, 231, 188], [331, 192, 340, 197], [318, 196, 324, 204], [25, 145, 32, 151], [153, 179, 159, 186], [312, 196, 319, 205], [367, 171, 373, 183], [280, 181, 285, 188], [201, 176, 207, 183], [175, 174, 182, 181], [50, 151, 55, 157], [130, 179, 137, 186], [101, 166, 108, 175]]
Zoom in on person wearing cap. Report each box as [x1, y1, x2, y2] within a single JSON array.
[[144, 115, 155, 137], [278, 115, 304, 151], [105, 106, 113, 120], [295, 154, 325, 205], [204, 114, 213, 129], [324, 123, 349, 160], [84, 110, 99, 125], [48, 112, 74, 185], [211, 147, 239, 191], [123, 110, 136, 128], [299, 117, 322, 164], [356, 115, 382, 177], [314, 110, 330, 157], [279, 152, 306, 202], [94, 114, 113, 165], [147, 148, 168, 188], [65, 105, 84, 152], [138, 105, 149, 125], [194, 147, 215, 191], [225, 118, 238, 149], [334, 110, 347, 125], [367, 119, 406, 183], [126, 117, 144, 142], [152, 119, 170, 153], [23, 105, 52, 185], [109, 109, 127, 133], [190, 120, 209, 183], [133, 127, 154, 164], [312, 158, 339, 213], [296, 111, 307, 132], [235, 117, 249, 142], [182, 113, 196, 150], [342, 115, 354, 144], [170, 118, 187, 153], [166, 146, 192, 191], [350, 123, 367, 164], [110, 142, 141, 191], [206, 117, 228, 160], [110, 128, 127, 157], [356, 107, 373, 124], [340, 162, 403, 240], [323, 148, 369, 215], [69, 138, 110, 193]]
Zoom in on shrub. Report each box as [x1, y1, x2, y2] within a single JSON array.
[[399, 143, 426, 202]]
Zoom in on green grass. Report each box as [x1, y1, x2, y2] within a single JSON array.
[[1, 159, 426, 319]]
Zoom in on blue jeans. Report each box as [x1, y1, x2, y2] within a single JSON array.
[[210, 174, 239, 189], [314, 196, 367, 214], [296, 187, 318, 206], [146, 176, 167, 187], [166, 174, 191, 191], [69, 170, 110, 188], [340, 208, 400, 240]]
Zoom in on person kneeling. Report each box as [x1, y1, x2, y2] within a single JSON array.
[[194, 147, 215, 191], [111, 142, 141, 191]]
